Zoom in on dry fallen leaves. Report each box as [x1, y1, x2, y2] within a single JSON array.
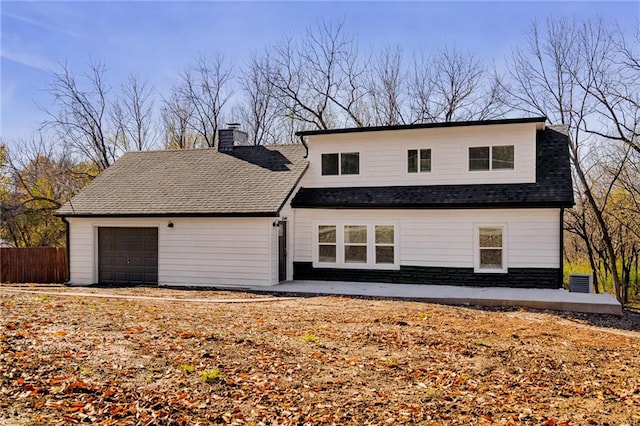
[[0, 286, 639, 425]]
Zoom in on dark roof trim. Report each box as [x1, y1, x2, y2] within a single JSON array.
[[54, 212, 280, 218], [292, 202, 571, 210], [295, 117, 547, 136], [276, 162, 310, 215]]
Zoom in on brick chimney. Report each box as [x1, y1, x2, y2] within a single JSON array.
[[218, 123, 249, 152]]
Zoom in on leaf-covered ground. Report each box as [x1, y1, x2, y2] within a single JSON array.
[[1, 286, 639, 425]]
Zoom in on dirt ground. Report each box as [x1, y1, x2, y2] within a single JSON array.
[[1, 286, 639, 425]]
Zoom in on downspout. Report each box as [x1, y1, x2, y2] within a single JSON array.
[[559, 208, 564, 289], [61, 216, 71, 285], [298, 135, 308, 158]]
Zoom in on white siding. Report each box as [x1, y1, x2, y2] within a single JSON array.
[[67, 217, 275, 287], [294, 208, 560, 269], [302, 123, 538, 188]]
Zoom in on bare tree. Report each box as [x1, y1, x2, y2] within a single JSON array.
[[265, 19, 367, 131], [504, 17, 639, 303], [1, 134, 92, 247], [575, 22, 640, 154], [409, 46, 505, 123], [112, 75, 157, 151], [161, 91, 198, 149], [235, 54, 285, 145], [366, 45, 407, 125], [177, 55, 234, 147], [44, 61, 116, 170]]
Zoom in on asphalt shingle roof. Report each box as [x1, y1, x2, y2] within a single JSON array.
[[57, 144, 308, 217], [291, 126, 574, 209]]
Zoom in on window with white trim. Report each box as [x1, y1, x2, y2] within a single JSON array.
[[344, 225, 367, 263], [321, 152, 360, 175], [475, 225, 507, 273], [314, 223, 398, 269], [407, 149, 431, 173], [375, 225, 395, 264], [469, 145, 514, 171], [318, 225, 337, 263]]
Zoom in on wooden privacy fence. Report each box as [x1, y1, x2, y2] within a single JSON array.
[[0, 247, 68, 283]]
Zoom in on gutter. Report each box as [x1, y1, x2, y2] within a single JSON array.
[[54, 211, 281, 218], [559, 208, 565, 289], [298, 134, 309, 158]]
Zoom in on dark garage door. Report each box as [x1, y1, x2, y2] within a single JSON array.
[[98, 227, 158, 285]]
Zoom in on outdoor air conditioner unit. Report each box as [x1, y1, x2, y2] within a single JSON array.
[[569, 274, 594, 293]]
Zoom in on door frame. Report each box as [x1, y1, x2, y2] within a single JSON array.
[[277, 221, 287, 282]]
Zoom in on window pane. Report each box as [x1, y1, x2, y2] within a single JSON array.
[[375, 225, 394, 244], [318, 225, 336, 243], [420, 149, 431, 172], [319, 245, 336, 263], [469, 147, 490, 171], [345, 245, 367, 263], [345, 225, 367, 244], [341, 152, 360, 175], [480, 249, 502, 269], [321, 153, 339, 175], [479, 227, 502, 247], [376, 246, 394, 264], [492, 145, 514, 170], [407, 150, 418, 173]]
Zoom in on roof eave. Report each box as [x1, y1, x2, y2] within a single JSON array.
[[295, 116, 547, 137], [290, 201, 574, 209], [55, 211, 280, 218]]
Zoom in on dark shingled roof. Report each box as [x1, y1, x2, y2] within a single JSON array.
[[291, 126, 574, 209], [57, 144, 308, 217]]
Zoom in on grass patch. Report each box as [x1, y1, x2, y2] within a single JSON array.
[[201, 368, 224, 384], [181, 364, 195, 374], [301, 332, 319, 344]]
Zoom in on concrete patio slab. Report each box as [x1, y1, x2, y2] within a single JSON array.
[[237, 280, 622, 315]]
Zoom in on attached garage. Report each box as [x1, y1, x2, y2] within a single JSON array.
[[56, 133, 308, 287], [97, 227, 158, 285]]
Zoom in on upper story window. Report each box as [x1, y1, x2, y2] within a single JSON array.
[[321, 152, 360, 176], [407, 149, 431, 173], [469, 145, 514, 171]]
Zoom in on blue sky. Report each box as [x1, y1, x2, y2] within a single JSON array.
[[1, 1, 638, 147]]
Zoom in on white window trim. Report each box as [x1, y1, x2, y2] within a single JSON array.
[[473, 223, 508, 274], [312, 221, 400, 270], [467, 145, 516, 172], [319, 152, 361, 177], [406, 148, 433, 174]]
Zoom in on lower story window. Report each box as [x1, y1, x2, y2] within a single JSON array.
[[318, 225, 336, 263], [344, 225, 367, 263], [375, 225, 394, 264], [477, 226, 506, 272], [315, 223, 397, 269]]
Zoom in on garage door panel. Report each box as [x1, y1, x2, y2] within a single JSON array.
[[98, 227, 158, 285]]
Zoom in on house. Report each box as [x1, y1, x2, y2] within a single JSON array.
[[57, 117, 574, 288]]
